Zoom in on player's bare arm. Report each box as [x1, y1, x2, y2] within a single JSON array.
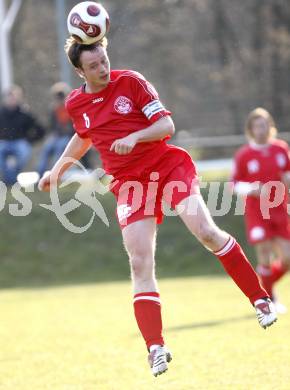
[[110, 116, 175, 155], [38, 133, 92, 191]]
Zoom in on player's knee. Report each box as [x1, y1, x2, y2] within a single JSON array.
[[126, 238, 152, 259], [130, 254, 154, 279], [124, 233, 154, 278], [195, 223, 220, 247]]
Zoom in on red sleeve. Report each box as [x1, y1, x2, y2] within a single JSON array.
[[272, 140, 290, 172], [129, 71, 171, 123], [285, 153, 290, 172], [65, 97, 89, 139], [281, 145, 290, 172], [232, 151, 248, 183]]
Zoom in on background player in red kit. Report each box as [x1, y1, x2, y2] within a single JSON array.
[[39, 38, 277, 377], [233, 108, 290, 312]]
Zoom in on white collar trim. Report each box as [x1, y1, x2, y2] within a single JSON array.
[[249, 141, 270, 150]]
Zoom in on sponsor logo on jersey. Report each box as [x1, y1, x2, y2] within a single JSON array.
[[247, 159, 259, 174], [92, 97, 104, 103], [114, 96, 133, 114]]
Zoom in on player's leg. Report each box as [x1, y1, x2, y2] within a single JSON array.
[[13, 139, 32, 172], [256, 212, 290, 311], [245, 212, 281, 300], [122, 217, 171, 376], [272, 237, 290, 280], [0, 141, 9, 182], [160, 151, 276, 327], [271, 237, 290, 310], [0, 141, 16, 184], [122, 217, 157, 293], [176, 194, 277, 328], [52, 136, 71, 166], [8, 140, 32, 185], [270, 237, 290, 314], [254, 240, 275, 298], [37, 137, 56, 176]]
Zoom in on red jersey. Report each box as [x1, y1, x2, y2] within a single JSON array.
[[66, 69, 183, 178], [232, 139, 290, 215]]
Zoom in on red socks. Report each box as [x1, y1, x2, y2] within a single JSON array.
[[271, 259, 288, 283], [257, 260, 288, 298], [133, 292, 164, 349], [132, 239, 286, 348], [256, 264, 273, 298], [214, 236, 268, 304]]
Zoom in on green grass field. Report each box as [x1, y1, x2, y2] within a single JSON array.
[[1, 183, 290, 389], [0, 184, 252, 288], [0, 276, 290, 390]]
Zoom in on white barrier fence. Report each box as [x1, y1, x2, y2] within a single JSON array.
[[174, 131, 290, 148], [175, 131, 290, 173], [196, 158, 233, 173]]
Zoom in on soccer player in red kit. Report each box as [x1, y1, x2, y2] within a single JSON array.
[[39, 38, 277, 376], [233, 108, 290, 312]]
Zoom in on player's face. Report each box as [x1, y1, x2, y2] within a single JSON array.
[[251, 117, 270, 144], [78, 47, 110, 91]]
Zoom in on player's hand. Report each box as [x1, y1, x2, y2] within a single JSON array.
[[247, 183, 264, 197], [38, 171, 56, 192], [248, 187, 261, 197], [110, 134, 138, 155], [249, 183, 271, 197]]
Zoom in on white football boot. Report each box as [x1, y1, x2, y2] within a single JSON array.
[[148, 345, 172, 377], [254, 298, 277, 329]]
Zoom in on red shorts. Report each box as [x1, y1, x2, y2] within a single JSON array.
[[246, 207, 290, 244], [110, 149, 199, 229]]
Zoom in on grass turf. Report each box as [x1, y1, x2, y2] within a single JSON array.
[[1, 178, 289, 389], [0, 276, 289, 390], [0, 184, 255, 288]]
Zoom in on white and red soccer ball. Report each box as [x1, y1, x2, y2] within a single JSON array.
[[67, 1, 110, 45]]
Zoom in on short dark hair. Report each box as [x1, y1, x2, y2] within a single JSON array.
[[64, 37, 108, 68]]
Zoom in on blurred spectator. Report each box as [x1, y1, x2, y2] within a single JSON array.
[[37, 82, 74, 176], [0, 85, 45, 185], [37, 82, 94, 175]]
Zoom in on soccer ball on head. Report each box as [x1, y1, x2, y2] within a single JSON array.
[[67, 1, 110, 45]]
